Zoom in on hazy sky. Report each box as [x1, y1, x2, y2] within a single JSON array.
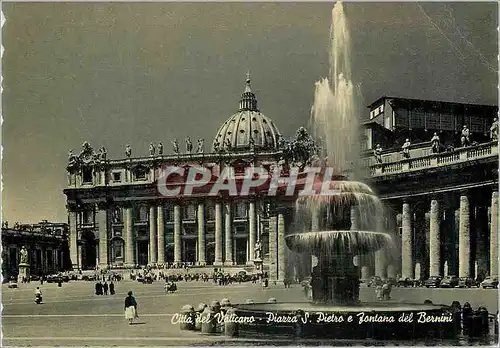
[[2, 2, 498, 223]]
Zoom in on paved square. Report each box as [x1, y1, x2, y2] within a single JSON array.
[[2, 279, 498, 346]]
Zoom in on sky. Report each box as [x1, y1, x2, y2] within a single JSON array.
[[2, 2, 498, 224]]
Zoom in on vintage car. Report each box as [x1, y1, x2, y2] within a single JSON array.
[[457, 277, 479, 288], [440, 275, 459, 288], [8, 278, 18, 288], [480, 276, 498, 289], [424, 276, 442, 288]]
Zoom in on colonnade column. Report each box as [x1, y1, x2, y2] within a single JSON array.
[[68, 210, 78, 270], [429, 198, 441, 277], [490, 191, 498, 277], [224, 202, 234, 266], [97, 204, 108, 269], [149, 206, 157, 264], [401, 200, 414, 279], [277, 210, 287, 281], [374, 206, 387, 278], [248, 201, 257, 265], [269, 210, 278, 281], [459, 193, 471, 278], [214, 202, 223, 266], [350, 206, 361, 271], [174, 204, 181, 264], [157, 205, 165, 264], [124, 206, 134, 266], [197, 203, 206, 266]]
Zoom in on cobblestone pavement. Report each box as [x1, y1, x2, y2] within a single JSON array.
[[2, 280, 498, 346]]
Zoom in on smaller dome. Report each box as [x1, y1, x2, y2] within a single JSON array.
[[213, 73, 281, 151]]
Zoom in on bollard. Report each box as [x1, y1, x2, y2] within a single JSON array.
[[224, 307, 239, 337], [450, 301, 462, 334], [462, 302, 473, 333], [245, 299, 254, 304], [268, 298, 277, 304], [179, 305, 196, 330], [478, 307, 489, 335], [294, 310, 305, 338], [195, 303, 207, 331], [496, 311, 499, 335], [200, 306, 217, 334]]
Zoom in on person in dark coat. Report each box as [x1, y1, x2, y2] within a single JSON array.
[[109, 281, 115, 295], [103, 282, 109, 295], [95, 282, 100, 295]]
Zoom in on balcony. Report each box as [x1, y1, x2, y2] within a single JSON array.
[[369, 141, 498, 177]]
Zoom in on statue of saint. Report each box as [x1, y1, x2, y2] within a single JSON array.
[[490, 118, 498, 141], [158, 142, 164, 155], [172, 139, 180, 154], [125, 145, 132, 158], [374, 144, 383, 164], [401, 139, 411, 158], [186, 137, 193, 154], [149, 142, 155, 156], [19, 246, 28, 264], [431, 133, 440, 154], [254, 240, 262, 260], [100, 147, 107, 160], [461, 125, 470, 147], [197, 138, 204, 153]]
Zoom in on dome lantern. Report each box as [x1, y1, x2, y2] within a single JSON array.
[[238, 72, 259, 112]]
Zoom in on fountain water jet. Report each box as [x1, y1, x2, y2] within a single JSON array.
[[231, 2, 458, 340]]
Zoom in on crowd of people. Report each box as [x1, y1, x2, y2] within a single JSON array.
[[94, 280, 116, 295]]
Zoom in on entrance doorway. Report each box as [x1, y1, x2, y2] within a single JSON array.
[[81, 231, 97, 270], [235, 238, 247, 265], [183, 239, 197, 264], [137, 241, 148, 266]]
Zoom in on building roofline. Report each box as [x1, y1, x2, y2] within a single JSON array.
[[367, 95, 498, 110]]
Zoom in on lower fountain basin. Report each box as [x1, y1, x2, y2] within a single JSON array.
[[285, 230, 392, 254], [232, 301, 459, 340]]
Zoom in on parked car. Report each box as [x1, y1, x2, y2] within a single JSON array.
[[424, 276, 442, 288], [8, 278, 18, 288], [397, 277, 416, 287], [480, 276, 498, 289], [367, 276, 383, 287], [457, 277, 479, 288], [440, 275, 459, 288]]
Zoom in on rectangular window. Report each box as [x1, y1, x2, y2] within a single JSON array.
[[235, 202, 247, 219], [206, 203, 216, 221], [183, 205, 196, 220], [165, 206, 174, 222], [82, 168, 92, 184], [112, 172, 121, 182]]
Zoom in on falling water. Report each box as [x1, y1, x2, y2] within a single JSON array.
[[310, 1, 360, 175]]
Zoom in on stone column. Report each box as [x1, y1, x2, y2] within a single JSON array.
[[97, 205, 108, 269], [224, 202, 233, 266], [68, 210, 78, 270], [157, 205, 165, 264], [351, 206, 361, 267], [490, 191, 498, 277], [269, 213, 278, 281], [458, 193, 471, 277], [124, 206, 134, 266], [197, 202, 206, 266], [248, 201, 257, 265], [174, 204, 181, 264], [429, 198, 441, 277], [374, 207, 386, 278], [277, 210, 287, 281], [77, 245, 83, 270], [148, 205, 157, 264], [214, 202, 223, 266], [401, 201, 414, 279]]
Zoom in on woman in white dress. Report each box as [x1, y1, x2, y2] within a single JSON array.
[[124, 291, 138, 324]]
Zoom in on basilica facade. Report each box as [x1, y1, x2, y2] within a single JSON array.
[[63, 77, 499, 282]]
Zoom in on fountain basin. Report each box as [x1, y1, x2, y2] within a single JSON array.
[[285, 230, 392, 255], [232, 301, 459, 340]]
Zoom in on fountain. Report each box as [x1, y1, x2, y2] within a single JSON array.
[[230, 2, 459, 341]]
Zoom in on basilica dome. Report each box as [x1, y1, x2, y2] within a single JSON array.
[[212, 74, 281, 151]]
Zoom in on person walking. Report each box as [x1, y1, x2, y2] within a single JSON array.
[[103, 282, 109, 295], [124, 291, 138, 325], [109, 281, 115, 295]]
